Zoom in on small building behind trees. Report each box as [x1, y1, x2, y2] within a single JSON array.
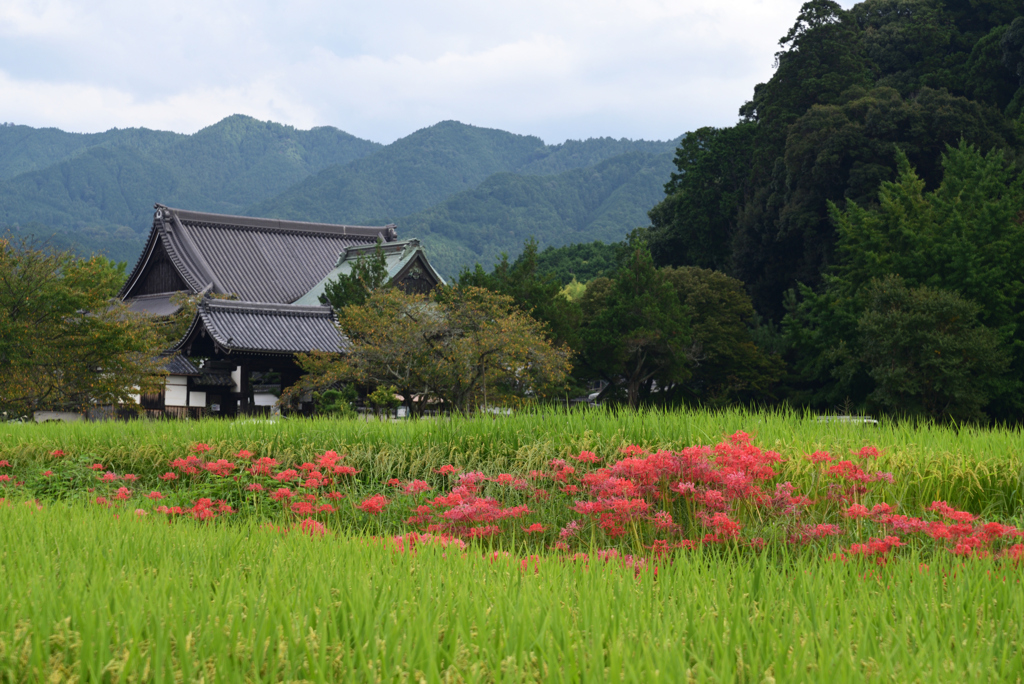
[[120, 204, 444, 417]]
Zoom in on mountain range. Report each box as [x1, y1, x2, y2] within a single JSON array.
[[0, 115, 679, 277]]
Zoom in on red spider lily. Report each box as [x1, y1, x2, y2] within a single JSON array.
[[50, 450, 66, 457], [317, 504, 336, 513], [844, 503, 870, 519], [95, 496, 109, 506], [927, 501, 975, 523], [134, 509, 148, 517], [464, 525, 500, 539], [387, 478, 401, 487], [870, 503, 893, 516], [403, 480, 431, 495], [122, 474, 138, 482], [300, 518, 327, 536], [494, 473, 516, 486], [271, 488, 293, 501], [100, 472, 118, 482], [0, 461, 9, 468], [437, 464, 459, 476], [89, 464, 103, 471], [652, 511, 676, 530], [204, 460, 236, 477], [334, 465, 359, 477], [113, 487, 132, 501], [274, 469, 299, 483], [145, 491, 164, 500], [290, 501, 315, 516], [574, 451, 600, 463], [620, 445, 647, 457], [246, 483, 264, 492], [170, 456, 204, 475], [524, 523, 545, 533], [561, 484, 579, 495], [249, 457, 278, 475], [192, 443, 212, 453], [854, 446, 881, 460], [316, 451, 342, 468], [807, 451, 832, 464], [159, 472, 178, 481], [42, 470, 53, 477], [324, 491, 345, 500], [235, 450, 254, 459], [155, 505, 184, 515], [298, 462, 319, 472], [359, 494, 389, 515]]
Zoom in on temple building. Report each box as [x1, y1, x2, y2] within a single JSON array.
[[120, 204, 444, 417]]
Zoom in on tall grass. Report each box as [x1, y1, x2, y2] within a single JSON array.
[[1, 503, 1020, 682], [3, 406, 1022, 516]]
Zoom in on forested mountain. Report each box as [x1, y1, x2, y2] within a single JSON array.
[[401, 150, 674, 276], [248, 121, 678, 267], [1, 118, 676, 271], [647, 0, 1024, 320], [0, 116, 381, 261]]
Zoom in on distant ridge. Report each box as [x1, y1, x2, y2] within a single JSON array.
[[0, 117, 680, 274]]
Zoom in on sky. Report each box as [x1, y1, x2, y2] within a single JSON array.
[[0, 0, 858, 145]]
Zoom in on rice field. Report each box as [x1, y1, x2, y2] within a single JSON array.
[[1, 407, 1022, 682], [1, 503, 1022, 683]]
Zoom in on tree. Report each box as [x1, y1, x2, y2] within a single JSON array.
[[855, 276, 1009, 422], [785, 142, 1024, 419], [661, 266, 784, 406], [458, 238, 582, 349], [0, 240, 166, 416], [578, 235, 690, 408], [285, 286, 571, 415], [319, 242, 389, 309]]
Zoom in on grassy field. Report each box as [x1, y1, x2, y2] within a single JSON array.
[[1, 503, 1021, 683], [2, 407, 1023, 516]]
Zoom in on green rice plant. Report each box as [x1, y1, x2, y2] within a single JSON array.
[[2, 406, 1022, 516], [0, 502, 1021, 682]]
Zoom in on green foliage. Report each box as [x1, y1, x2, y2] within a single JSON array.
[[662, 266, 784, 406], [578, 236, 690, 407], [786, 142, 1024, 421], [313, 386, 357, 418], [0, 239, 166, 415], [458, 239, 581, 349], [528, 240, 624, 286], [319, 242, 390, 309], [855, 275, 1009, 421], [648, 0, 1024, 319], [367, 384, 402, 415], [290, 286, 572, 415]]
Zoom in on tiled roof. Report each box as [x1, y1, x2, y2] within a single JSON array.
[[292, 239, 446, 305], [124, 293, 183, 317], [175, 299, 346, 356], [161, 354, 201, 376], [120, 205, 398, 304]]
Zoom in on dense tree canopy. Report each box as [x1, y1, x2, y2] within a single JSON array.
[[0, 240, 165, 416], [648, 0, 1024, 320]]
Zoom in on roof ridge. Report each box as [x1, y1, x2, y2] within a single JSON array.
[[157, 204, 399, 241]]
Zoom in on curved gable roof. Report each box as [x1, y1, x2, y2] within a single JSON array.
[[120, 204, 398, 304]]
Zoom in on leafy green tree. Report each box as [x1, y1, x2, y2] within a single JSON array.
[[0, 239, 165, 416], [648, 125, 756, 272], [287, 286, 571, 415], [786, 142, 1024, 419], [319, 242, 389, 309], [578, 236, 690, 408], [856, 276, 1008, 422], [459, 238, 581, 349], [661, 267, 784, 406]]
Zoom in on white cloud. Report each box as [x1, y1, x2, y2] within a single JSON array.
[[0, 0, 861, 142]]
